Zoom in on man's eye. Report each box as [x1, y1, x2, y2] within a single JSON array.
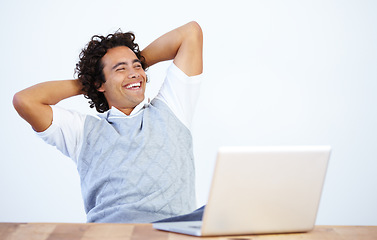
[[116, 68, 125, 71], [135, 64, 141, 69]]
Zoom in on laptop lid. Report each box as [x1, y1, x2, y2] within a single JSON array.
[[200, 145, 331, 236]]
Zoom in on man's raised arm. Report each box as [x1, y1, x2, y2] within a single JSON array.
[[13, 80, 83, 132], [141, 21, 203, 76]]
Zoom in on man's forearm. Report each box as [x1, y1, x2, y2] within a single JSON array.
[[15, 80, 83, 105], [141, 21, 203, 76], [13, 79, 83, 132]]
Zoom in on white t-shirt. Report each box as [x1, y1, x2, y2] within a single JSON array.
[[37, 62, 202, 164]]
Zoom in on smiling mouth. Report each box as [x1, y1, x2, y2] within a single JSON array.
[[124, 81, 142, 90]]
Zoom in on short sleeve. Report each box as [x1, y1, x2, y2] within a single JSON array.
[[36, 105, 87, 164], [156, 63, 203, 130]]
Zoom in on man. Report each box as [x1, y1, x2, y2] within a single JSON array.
[[13, 21, 203, 223]]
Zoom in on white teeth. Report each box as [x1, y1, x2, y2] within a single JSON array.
[[125, 82, 141, 89]]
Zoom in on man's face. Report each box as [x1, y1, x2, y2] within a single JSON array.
[[99, 46, 147, 115]]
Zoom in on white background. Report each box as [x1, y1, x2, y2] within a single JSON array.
[[1, 0, 376, 225]]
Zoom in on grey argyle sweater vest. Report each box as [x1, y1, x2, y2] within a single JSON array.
[[77, 98, 196, 223]]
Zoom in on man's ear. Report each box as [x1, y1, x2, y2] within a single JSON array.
[[98, 84, 105, 92]]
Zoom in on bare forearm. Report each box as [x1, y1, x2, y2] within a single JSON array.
[[141, 21, 203, 76], [15, 80, 82, 105], [13, 79, 83, 132], [141, 29, 183, 67]]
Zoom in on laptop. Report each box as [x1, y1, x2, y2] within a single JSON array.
[[153, 145, 331, 236]]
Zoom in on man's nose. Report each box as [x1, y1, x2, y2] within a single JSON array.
[[128, 71, 140, 79]]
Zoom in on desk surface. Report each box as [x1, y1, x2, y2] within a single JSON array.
[[1, 223, 377, 240]]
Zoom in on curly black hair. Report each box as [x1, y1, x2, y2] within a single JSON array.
[[75, 31, 147, 113]]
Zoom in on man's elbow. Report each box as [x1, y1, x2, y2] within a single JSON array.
[[13, 91, 25, 114], [13, 91, 32, 117], [187, 21, 203, 43]]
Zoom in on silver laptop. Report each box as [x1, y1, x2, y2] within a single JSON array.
[[153, 146, 331, 236]]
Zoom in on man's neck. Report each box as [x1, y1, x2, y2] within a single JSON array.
[[115, 107, 134, 116], [110, 97, 148, 116]]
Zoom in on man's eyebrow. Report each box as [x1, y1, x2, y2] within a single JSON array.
[[133, 59, 141, 63], [112, 59, 141, 70], [112, 62, 127, 70]]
